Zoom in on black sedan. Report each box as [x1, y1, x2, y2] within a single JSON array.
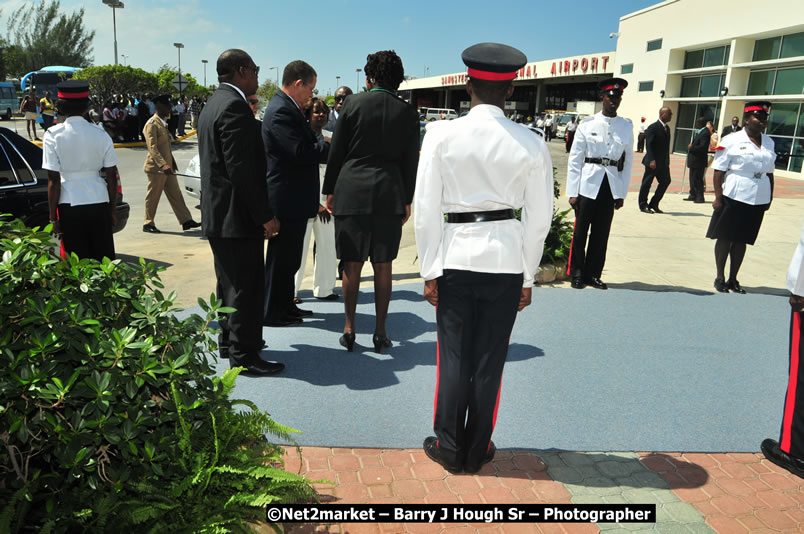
[[0, 127, 129, 231]]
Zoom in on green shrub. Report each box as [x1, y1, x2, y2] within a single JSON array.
[[0, 217, 318, 533], [540, 168, 573, 266]]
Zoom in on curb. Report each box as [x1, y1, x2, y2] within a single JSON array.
[[27, 129, 197, 148]]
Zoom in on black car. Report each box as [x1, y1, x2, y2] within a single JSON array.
[[0, 126, 129, 231]]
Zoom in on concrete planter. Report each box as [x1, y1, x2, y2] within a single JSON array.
[[554, 260, 569, 281], [535, 264, 557, 284]]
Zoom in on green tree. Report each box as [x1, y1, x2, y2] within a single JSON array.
[[154, 64, 208, 97], [5, 0, 94, 78], [256, 79, 279, 102], [72, 65, 159, 103]]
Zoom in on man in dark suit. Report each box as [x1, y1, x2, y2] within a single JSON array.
[[262, 60, 330, 326], [198, 49, 283, 376], [685, 117, 711, 204], [324, 85, 352, 133], [638, 107, 673, 214], [721, 116, 742, 139]]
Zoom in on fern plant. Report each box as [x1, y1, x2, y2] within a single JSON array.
[[0, 216, 319, 533]]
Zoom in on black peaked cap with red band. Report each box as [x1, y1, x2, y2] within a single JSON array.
[[462, 42, 527, 81], [598, 77, 628, 96], [744, 100, 771, 114], [56, 80, 90, 100]]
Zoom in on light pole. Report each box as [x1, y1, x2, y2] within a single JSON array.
[[121, 54, 128, 66], [174, 42, 184, 95], [424, 66, 429, 77], [102, 0, 124, 66], [356, 68, 361, 91], [269, 66, 278, 86], [336, 75, 340, 89], [201, 59, 208, 87]]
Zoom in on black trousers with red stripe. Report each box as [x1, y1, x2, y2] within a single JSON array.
[[433, 269, 522, 467], [779, 309, 804, 458]]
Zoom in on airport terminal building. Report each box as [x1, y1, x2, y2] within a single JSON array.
[[398, 0, 804, 179]]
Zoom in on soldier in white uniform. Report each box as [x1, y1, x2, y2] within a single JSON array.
[[565, 78, 633, 290], [761, 219, 804, 478], [415, 43, 554, 474]]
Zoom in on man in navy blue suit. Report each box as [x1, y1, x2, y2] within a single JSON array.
[[262, 60, 330, 326]]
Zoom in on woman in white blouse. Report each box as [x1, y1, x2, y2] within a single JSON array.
[[706, 101, 775, 293], [44, 81, 119, 261]]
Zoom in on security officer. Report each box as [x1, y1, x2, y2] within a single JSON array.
[[414, 42, 554, 474], [762, 218, 804, 478], [565, 78, 633, 290]]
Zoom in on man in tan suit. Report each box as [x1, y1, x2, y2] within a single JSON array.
[[142, 94, 200, 233]]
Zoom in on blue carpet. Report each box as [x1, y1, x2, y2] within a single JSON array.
[[182, 283, 790, 453]]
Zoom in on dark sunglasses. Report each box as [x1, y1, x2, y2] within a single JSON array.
[[242, 65, 260, 76], [334, 95, 347, 102]]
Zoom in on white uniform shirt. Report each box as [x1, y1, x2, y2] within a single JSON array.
[[414, 104, 554, 287], [42, 116, 118, 206], [639, 122, 646, 133], [712, 129, 775, 205], [565, 112, 634, 200], [566, 121, 578, 132], [788, 219, 804, 297]]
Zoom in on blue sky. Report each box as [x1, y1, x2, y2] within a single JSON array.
[[2, 0, 659, 94]]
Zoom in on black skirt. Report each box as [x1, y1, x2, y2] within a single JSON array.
[[706, 195, 767, 245], [334, 213, 403, 263]]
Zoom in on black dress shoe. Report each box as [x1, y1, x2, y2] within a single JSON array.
[[714, 278, 729, 293], [693, 199, 706, 204], [265, 316, 303, 327], [683, 196, 694, 201], [571, 277, 586, 289], [182, 219, 201, 230], [339, 332, 355, 352], [727, 279, 746, 294], [423, 436, 462, 474], [315, 294, 339, 301], [373, 334, 392, 353], [287, 305, 313, 318], [142, 223, 161, 233], [639, 206, 654, 214], [229, 357, 284, 376], [761, 438, 804, 478], [585, 277, 608, 290], [464, 441, 496, 474], [649, 205, 664, 214]]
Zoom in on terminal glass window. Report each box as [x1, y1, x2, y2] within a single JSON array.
[[699, 74, 723, 97], [646, 39, 662, 52], [621, 63, 633, 74], [774, 68, 804, 95], [767, 102, 804, 172], [781, 32, 804, 59], [753, 36, 782, 61], [680, 74, 724, 97], [747, 70, 775, 95], [684, 50, 704, 69], [673, 102, 720, 154], [703, 45, 729, 67], [638, 81, 654, 92], [681, 77, 700, 97]]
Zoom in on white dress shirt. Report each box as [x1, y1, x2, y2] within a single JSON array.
[[712, 129, 775, 205], [42, 116, 118, 206], [788, 219, 804, 297], [565, 112, 634, 200], [414, 104, 554, 287]]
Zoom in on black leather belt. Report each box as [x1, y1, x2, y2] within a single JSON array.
[[445, 209, 515, 223], [585, 157, 618, 166]]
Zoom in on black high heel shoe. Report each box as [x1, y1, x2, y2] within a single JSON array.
[[339, 332, 355, 352], [372, 334, 392, 353]]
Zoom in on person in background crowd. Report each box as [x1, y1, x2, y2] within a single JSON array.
[[325, 86, 353, 132], [137, 95, 150, 141], [415, 42, 553, 475], [125, 97, 139, 142], [44, 80, 119, 261], [565, 115, 578, 153], [544, 114, 554, 142], [706, 121, 718, 190], [88, 101, 101, 124], [246, 94, 260, 117], [536, 113, 545, 131], [262, 60, 330, 327], [198, 48, 283, 377], [566, 78, 633, 290], [721, 115, 741, 139], [638, 107, 673, 214], [39, 91, 55, 132], [190, 95, 201, 129], [637, 116, 647, 152], [176, 96, 187, 137], [21, 87, 39, 141], [294, 97, 338, 303], [102, 101, 118, 141], [142, 94, 201, 234], [146, 94, 155, 116], [323, 50, 418, 353], [761, 217, 804, 478], [168, 98, 179, 138], [706, 101, 775, 294], [684, 117, 710, 204]]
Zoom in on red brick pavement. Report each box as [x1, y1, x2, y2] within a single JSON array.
[[629, 153, 804, 198], [279, 447, 804, 533]]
